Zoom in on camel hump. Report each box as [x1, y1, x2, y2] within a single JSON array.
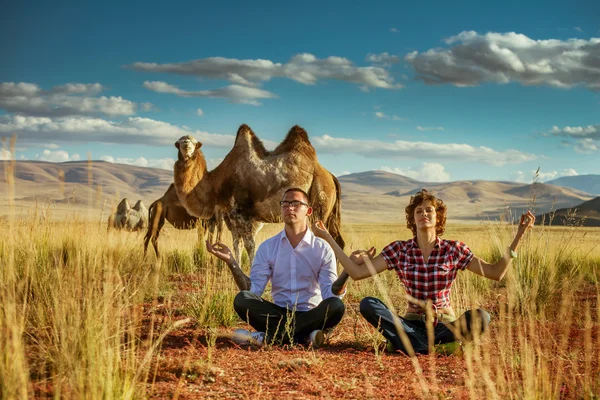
[[272, 125, 316, 156], [234, 123, 268, 156], [117, 198, 131, 213], [133, 200, 147, 211]]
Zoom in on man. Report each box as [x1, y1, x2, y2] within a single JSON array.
[[206, 187, 346, 347]]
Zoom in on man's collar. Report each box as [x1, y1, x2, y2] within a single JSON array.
[[280, 227, 313, 245]]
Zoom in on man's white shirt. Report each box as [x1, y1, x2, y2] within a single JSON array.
[[249, 228, 343, 311]]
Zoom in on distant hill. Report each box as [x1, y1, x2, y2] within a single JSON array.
[[337, 171, 594, 223], [535, 196, 600, 227], [0, 162, 596, 224], [0, 160, 172, 215], [546, 175, 600, 195]]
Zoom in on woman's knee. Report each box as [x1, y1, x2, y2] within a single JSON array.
[[476, 309, 491, 332], [359, 297, 382, 318], [461, 308, 491, 336]]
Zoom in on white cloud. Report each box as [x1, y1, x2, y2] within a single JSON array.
[[510, 170, 526, 183], [0, 114, 236, 147], [101, 155, 176, 170], [380, 162, 451, 182], [206, 157, 223, 170], [511, 168, 579, 183], [0, 149, 12, 160], [99, 155, 223, 171], [312, 135, 537, 166], [36, 149, 80, 162], [417, 126, 444, 131], [574, 138, 599, 153], [405, 31, 600, 90], [50, 83, 104, 95], [375, 112, 404, 120], [141, 102, 155, 112], [548, 124, 600, 153], [366, 52, 401, 66], [550, 124, 600, 138], [142, 81, 277, 105], [196, 108, 204, 116], [574, 27, 583, 33], [0, 82, 137, 117], [561, 168, 579, 176], [389, 28, 399, 33], [0, 82, 41, 97], [129, 53, 403, 90]]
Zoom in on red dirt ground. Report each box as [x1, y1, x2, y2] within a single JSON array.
[[29, 278, 599, 399]]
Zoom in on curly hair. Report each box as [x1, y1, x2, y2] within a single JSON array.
[[405, 189, 447, 236]]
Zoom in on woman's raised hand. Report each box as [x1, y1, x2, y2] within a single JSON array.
[[518, 210, 536, 236], [349, 246, 377, 265], [311, 220, 330, 239]]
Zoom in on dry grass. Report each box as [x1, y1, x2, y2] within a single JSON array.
[[1, 199, 600, 398]]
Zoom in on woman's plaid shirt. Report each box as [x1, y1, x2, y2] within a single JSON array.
[[381, 237, 474, 309]]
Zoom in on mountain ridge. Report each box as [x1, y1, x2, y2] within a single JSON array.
[[0, 161, 596, 224]]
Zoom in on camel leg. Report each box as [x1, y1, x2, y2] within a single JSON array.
[[223, 215, 244, 264], [145, 201, 165, 258], [152, 213, 166, 258], [242, 222, 264, 266]]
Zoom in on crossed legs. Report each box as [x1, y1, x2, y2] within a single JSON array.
[[359, 296, 491, 354], [233, 290, 345, 345]]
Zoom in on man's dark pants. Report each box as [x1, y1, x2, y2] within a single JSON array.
[[233, 290, 345, 345]]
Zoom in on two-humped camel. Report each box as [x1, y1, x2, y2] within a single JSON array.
[[143, 183, 225, 257], [108, 198, 149, 232], [173, 124, 344, 264]]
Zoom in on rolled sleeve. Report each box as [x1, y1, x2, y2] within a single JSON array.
[[381, 241, 404, 270], [453, 241, 474, 270]]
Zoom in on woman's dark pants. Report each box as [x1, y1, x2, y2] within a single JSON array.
[[359, 296, 491, 354]]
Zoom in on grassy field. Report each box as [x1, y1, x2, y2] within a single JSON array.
[[1, 204, 599, 399]]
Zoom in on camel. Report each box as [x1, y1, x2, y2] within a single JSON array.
[[107, 198, 149, 232], [143, 183, 225, 257], [173, 124, 344, 264], [107, 198, 131, 231], [126, 200, 149, 231]]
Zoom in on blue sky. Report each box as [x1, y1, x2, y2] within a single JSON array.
[[1, 0, 599, 183]]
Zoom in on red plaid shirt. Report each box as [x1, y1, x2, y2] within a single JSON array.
[[381, 237, 473, 309]]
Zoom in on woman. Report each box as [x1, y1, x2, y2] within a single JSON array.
[[312, 189, 535, 355]]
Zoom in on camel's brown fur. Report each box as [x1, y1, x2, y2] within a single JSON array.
[[143, 184, 225, 258], [173, 124, 344, 263], [144, 184, 197, 256]]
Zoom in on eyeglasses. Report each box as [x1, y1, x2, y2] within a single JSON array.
[[279, 200, 309, 208]]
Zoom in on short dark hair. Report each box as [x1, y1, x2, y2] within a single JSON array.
[[282, 187, 310, 204], [405, 189, 447, 236]]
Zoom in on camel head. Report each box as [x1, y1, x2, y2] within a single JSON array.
[[176, 135, 202, 161]]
